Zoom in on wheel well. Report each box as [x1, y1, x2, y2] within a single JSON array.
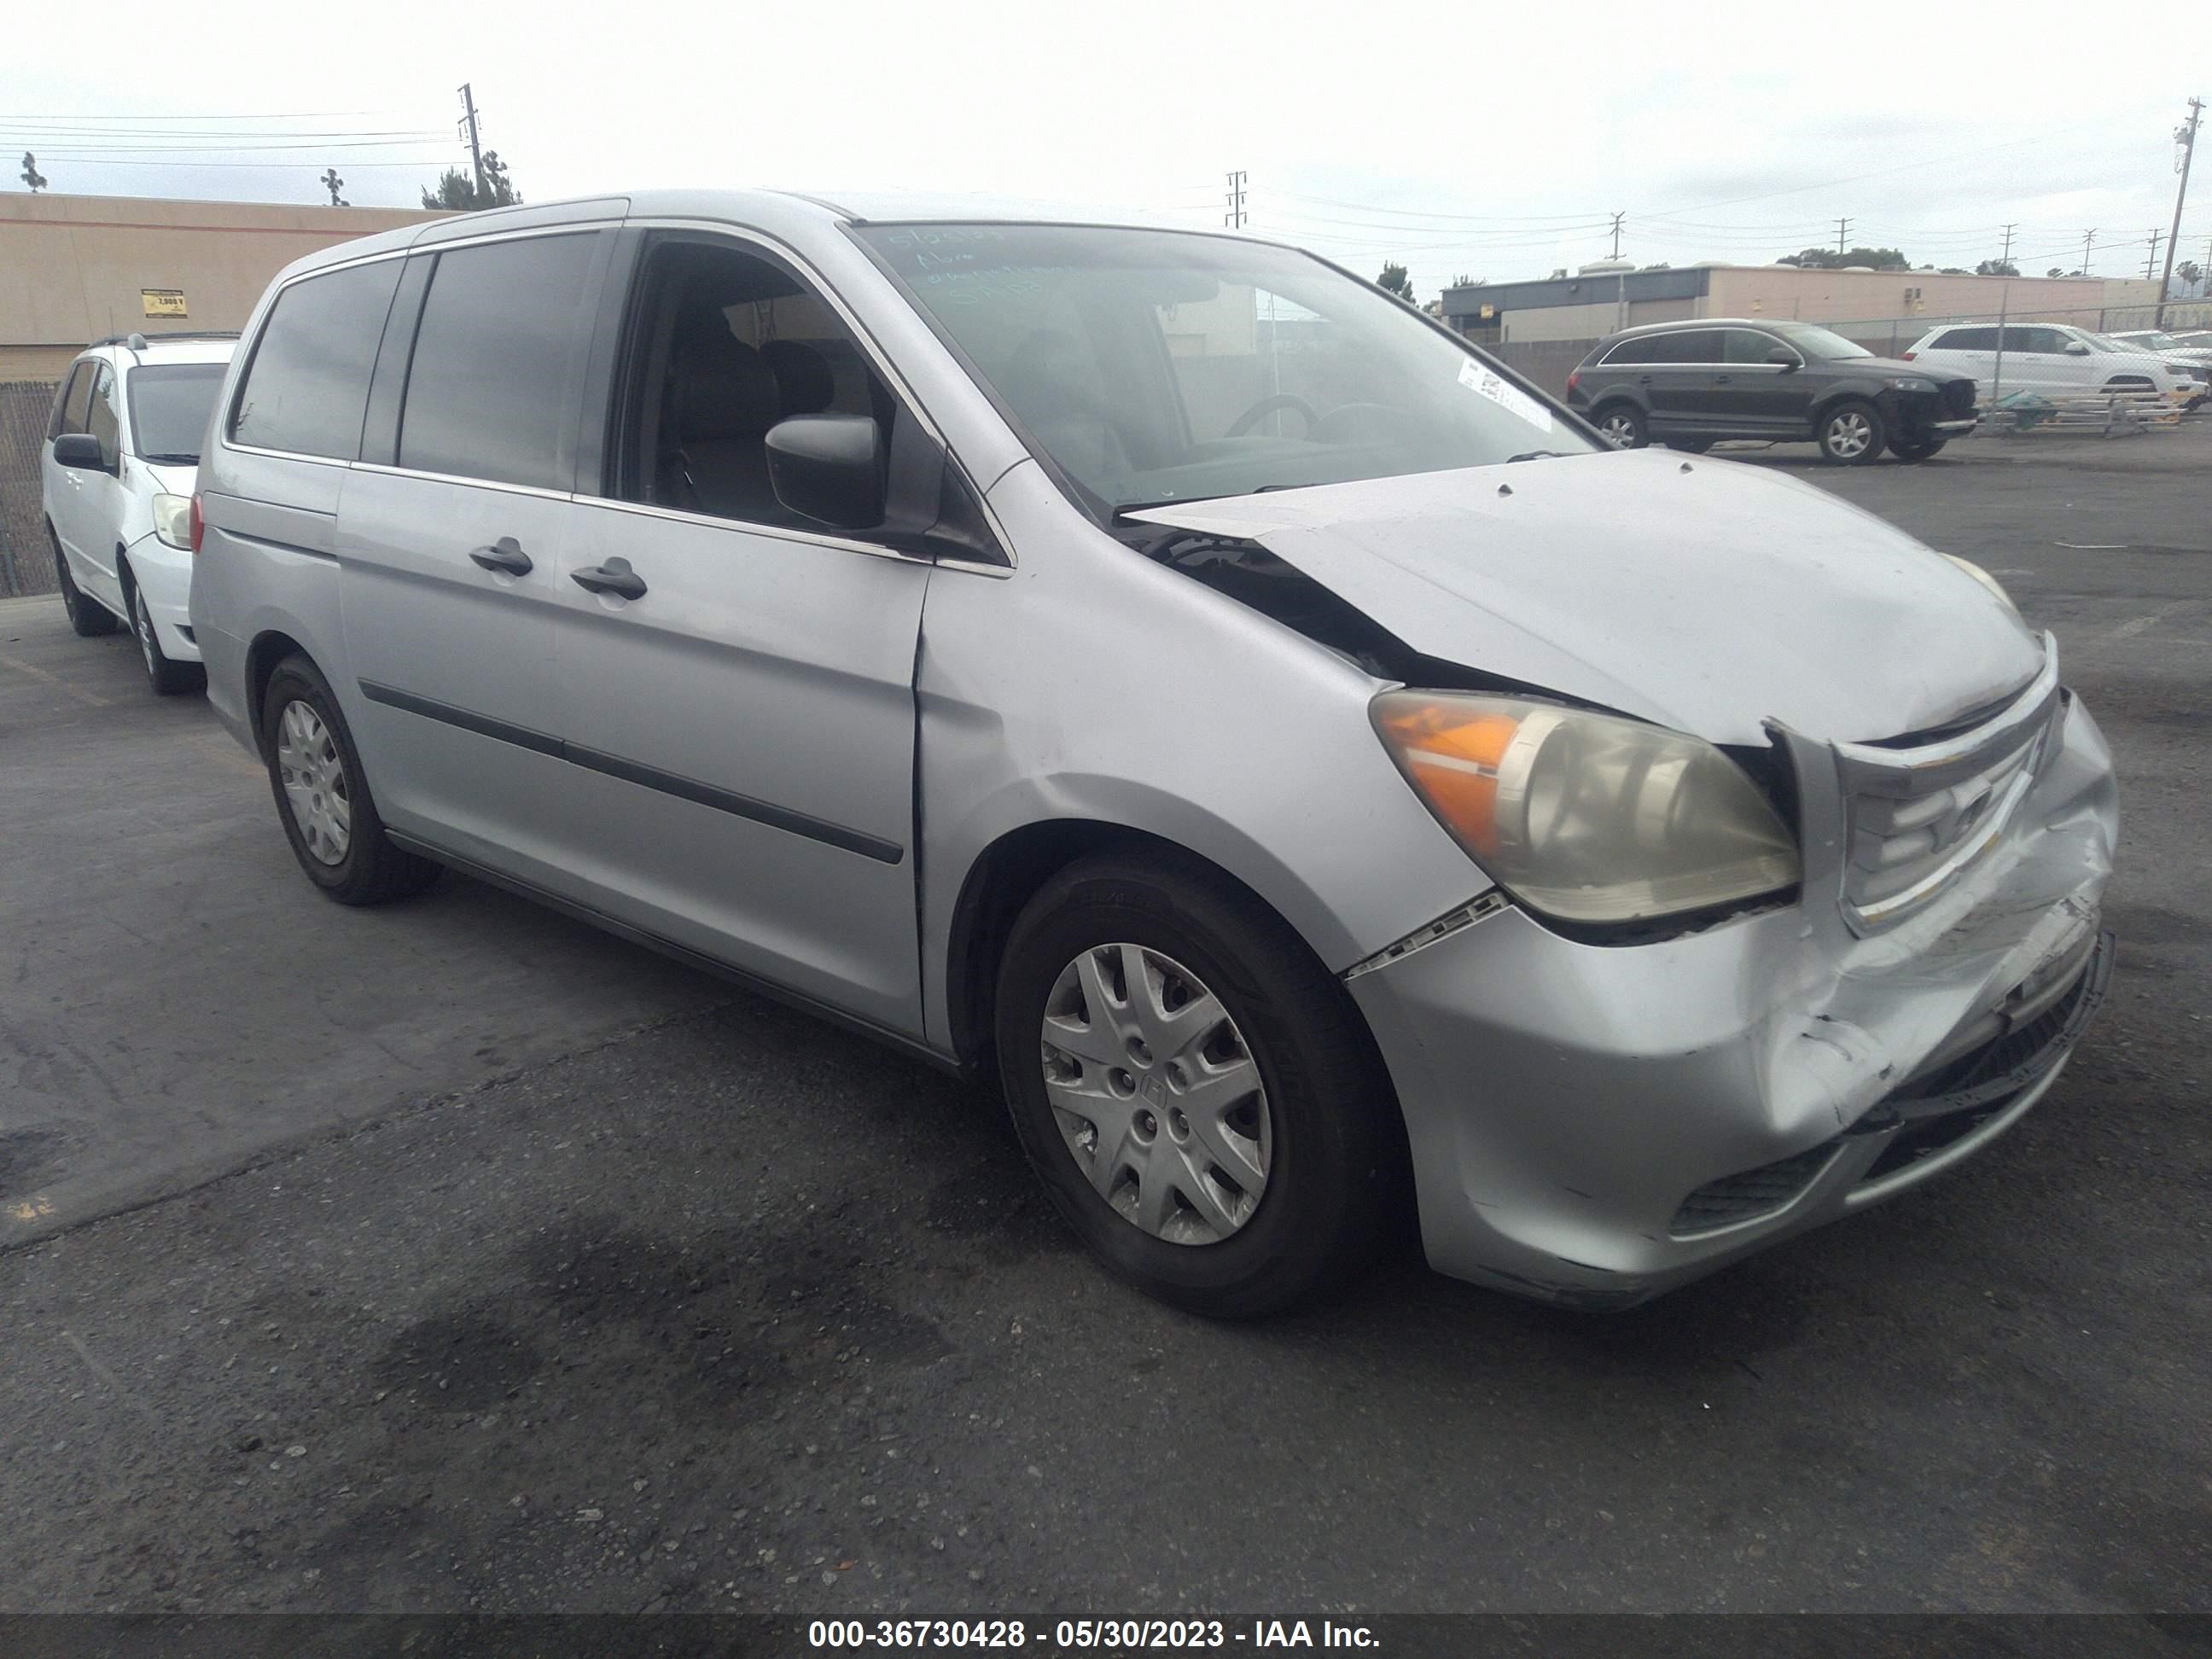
[[244, 631, 310, 753], [944, 819, 1342, 1074]]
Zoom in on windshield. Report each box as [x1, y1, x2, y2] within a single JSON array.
[[1764, 322, 1873, 361], [127, 362, 226, 463], [855, 223, 1595, 515]]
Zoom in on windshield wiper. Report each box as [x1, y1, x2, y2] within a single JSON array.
[[1506, 449, 1567, 463], [142, 451, 199, 465]]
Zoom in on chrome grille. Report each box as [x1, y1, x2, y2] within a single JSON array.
[[1831, 643, 2061, 933]]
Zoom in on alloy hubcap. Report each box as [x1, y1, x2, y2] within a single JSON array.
[[1038, 943, 1272, 1245], [1601, 414, 1638, 446], [1829, 411, 1871, 457], [276, 700, 352, 865]]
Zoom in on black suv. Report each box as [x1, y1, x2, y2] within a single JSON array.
[[1564, 318, 1978, 464]]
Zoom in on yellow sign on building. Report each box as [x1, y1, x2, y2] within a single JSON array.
[[141, 289, 188, 317]]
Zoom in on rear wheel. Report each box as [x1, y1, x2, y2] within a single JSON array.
[[1817, 399, 1886, 465], [1593, 403, 1647, 450], [259, 654, 441, 905], [52, 528, 119, 637], [125, 563, 206, 696], [993, 852, 1403, 1318], [1889, 436, 1947, 461]]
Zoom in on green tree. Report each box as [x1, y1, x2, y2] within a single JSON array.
[[20, 152, 46, 193], [420, 150, 523, 212], [2174, 259, 2203, 290], [1975, 259, 2019, 276], [1776, 246, 1911, 271], [1377, 261, 1415, 304]]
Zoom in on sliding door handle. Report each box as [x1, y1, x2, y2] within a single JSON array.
[[570, 558, 646, 601], [469, 536, 533, 576]]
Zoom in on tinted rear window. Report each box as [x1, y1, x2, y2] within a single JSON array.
[[397, 233, 601, 491], [1935, 328, 1998, 351], [232, 259, 405, 459]]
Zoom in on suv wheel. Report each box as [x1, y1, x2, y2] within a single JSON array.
[[1593, 403, 1647, 449], [993, 852, 1402, 1318], [1817, 399, 1886, 465], [260, 654, 442, 905], [51, 529, 119, 638], [125, 564, 206, 696]]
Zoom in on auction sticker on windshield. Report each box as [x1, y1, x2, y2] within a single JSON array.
[[1458, 357, 1552, 432]]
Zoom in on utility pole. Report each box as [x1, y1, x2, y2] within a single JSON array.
[[1223, 171, 1247, 229], [1999, 222, 2017, 267], [1836, 216, 1851, 254], [1608, 211, 1625, 259], [2144, 230, 2163, 280], [458, 83, 488, 204], [2080, 228, 2096, 276], [2156, 96, 2203, 327]]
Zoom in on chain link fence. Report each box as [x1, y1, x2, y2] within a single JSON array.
[[0, 380, 61, 597]]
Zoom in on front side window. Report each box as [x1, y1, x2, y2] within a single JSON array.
[[856, 224, 1595, 515], [87, 364, 121, 469], [611, 235, 902, 527], [49, 362, 93, 439], [128, 364, 227, 463], [397, 232, 602, 491], [233, 258, 405, 458], [1721, 329, 1784, 364]]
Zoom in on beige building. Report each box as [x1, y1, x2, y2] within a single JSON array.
[[0, 192, 448, 379], [1444, 262, 2175, 355]]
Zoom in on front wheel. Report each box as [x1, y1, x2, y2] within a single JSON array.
[[1888, 436, 1947, 461], [993, 852, 1403, 1318], [128, 570, 206, 696], [1592, 403, 1647, 450], [1817, 399, 1887, 465], [259, 654, 441, 905]]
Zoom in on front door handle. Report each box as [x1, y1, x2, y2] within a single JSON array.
[[1714, 374, 1733, 384], [469, 536, 533, 576], [570, 557, 647, 601]]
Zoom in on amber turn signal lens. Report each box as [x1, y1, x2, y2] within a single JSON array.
[[1371, 701, 1522, 854]]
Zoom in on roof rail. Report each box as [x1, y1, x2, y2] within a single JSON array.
[[87, 329, 244, 349]]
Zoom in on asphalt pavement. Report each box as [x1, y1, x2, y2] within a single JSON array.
[[0, 423, 2205, 1619]]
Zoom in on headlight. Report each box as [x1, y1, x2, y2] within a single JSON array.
[[1371, 691, 1800, 924], [153, 492, 193, 550], [1883, 377, 1933, 393], [1941, 553, 2018, 614]]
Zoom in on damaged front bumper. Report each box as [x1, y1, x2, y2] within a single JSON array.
[[1347, 687, 2119, 1309]]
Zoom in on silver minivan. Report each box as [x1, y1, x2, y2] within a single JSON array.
[[191, 192, 2118, 1316]]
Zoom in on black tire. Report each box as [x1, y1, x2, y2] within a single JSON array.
[[1888, 436, 1947, 461], [1815, 398, 1887, 465], [259, 653, 441, 905], [51, 527, 119, 637], [123, 561, 206, 696], [1664, 438, 1714, 454], [1592, 402, 1648, 450], [992, 850, 1405, 1318]]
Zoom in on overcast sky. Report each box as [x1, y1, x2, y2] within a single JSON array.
[[9, 0, 2205, 301]]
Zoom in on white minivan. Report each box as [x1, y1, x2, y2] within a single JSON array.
[[1902, 321, 2192, 403], [42, 331, 237, 694]]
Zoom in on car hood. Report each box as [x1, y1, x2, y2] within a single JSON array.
[[142, 459, 198, 495], [1126, 450, 2046, 746], [1843, 354, 1970, 383]]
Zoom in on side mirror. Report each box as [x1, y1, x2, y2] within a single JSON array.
[[765, 414, 884, 531], [1766, 347, 1802, 370], [53, 432, 108, 471], [2064, 341, 2092, 356]]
